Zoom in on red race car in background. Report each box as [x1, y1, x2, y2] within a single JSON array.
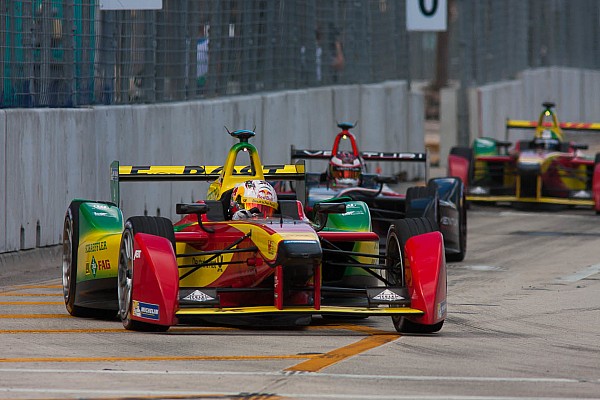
[[282, 122, 467, 262], [449, 102, 600, 212]]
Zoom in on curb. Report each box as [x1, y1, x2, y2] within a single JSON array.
[[0, 246, 62, 287]]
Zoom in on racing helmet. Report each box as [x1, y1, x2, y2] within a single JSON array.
[[329, 151, 362, 186], [230, 180, 278, 218], [533, 129, 560, 151]]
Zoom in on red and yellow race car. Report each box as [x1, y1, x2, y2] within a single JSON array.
[[62, 129, 447, 333], [449, 102, 600, 211]]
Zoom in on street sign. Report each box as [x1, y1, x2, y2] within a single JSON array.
[[406, 0, 447, 31]]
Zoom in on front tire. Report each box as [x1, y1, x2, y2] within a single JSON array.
[[118, 216, 174, 332], [386, 217, 444, 334], [62, 202, 115, 319], [62, 204, 79, 316]]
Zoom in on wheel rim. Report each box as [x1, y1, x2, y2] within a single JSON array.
[[62, 213, 73, 303], [386, 230, 405, 328], [385, 232, 404, 287], [118, 228, 134, 321]]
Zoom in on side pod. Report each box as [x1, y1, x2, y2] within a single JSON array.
[[404, 231, 447, 326], [131, 233, 179, 327]]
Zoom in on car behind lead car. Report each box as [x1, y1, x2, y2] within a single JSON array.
[[62, 129, 447, 333], [449, 102, 600, 212], [288, 121, 467, 262]]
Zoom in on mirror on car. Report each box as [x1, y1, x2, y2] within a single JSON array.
[[313, 202, 347, 215], [176, 203, 209, 215], [375, 175, 398, 185]]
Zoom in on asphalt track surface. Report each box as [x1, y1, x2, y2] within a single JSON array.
[[1, 204, 600, 399]]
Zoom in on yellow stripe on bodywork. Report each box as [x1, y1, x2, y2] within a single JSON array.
[[177, 241, 237, 287], [466, 195, 593, 206], [507, 119, 600, 131], [176, 305, 423, 316]]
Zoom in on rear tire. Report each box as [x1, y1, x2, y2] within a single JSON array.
[[405, 185, 440, 228], [446, 189, 467, 262], [118, 216, 174, 332]]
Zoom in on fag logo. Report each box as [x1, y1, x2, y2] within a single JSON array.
[[373, 289, 404, 301], [183, 290, 215, 302]]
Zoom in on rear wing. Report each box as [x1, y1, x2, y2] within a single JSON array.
[[291, 147, 427, 162], [291, 146, 428, 181], [110, 160, 306, 206], [506, 119, 600, 132]]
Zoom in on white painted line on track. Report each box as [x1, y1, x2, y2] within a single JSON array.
[[557, 264, 600, 282], [0, 367, 583, 383]]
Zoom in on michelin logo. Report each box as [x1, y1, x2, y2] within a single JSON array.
[[133, 300, 160, 320]]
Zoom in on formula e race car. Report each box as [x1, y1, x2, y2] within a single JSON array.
[[448, 102, 600, 212], [62, 129, 447, 333], [285, 122, 466, 262]]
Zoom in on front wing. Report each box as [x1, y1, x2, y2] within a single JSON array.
[[128, 224, 445, 328], [462, 154, 600, 208]]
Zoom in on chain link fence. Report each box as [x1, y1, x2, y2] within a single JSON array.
[[1, 0, 599, 108]]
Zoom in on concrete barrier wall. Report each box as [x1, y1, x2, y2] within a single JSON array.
[[1, 111, 6, 252], [1, 82, 423, 253]]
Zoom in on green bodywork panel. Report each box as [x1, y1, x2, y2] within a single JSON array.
[[75, 201, 123, 282]]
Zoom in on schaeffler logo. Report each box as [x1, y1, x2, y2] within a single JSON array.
[[373, 289, 404, 301]]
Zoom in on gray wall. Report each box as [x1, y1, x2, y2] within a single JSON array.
[[1, 81, 424, 253]]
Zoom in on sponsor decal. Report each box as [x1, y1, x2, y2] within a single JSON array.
[[132, 300, 160, 320], [90, 257, 98, 277], [93, 212, 109, 217], [85, 241, 107, 253], [361, 151, 426, 161], [89, 257, 111, 277], [267, 240, 275, 255], [437, 300, 447, 319], [373, 289, 404, 301], [183, 290, 215, 302], [182, 166, 207, 174], [134, 250, 142, 259], [262, 165, 286, 174], [301, 150, 332, 157], [191, 256, 223, 272]]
